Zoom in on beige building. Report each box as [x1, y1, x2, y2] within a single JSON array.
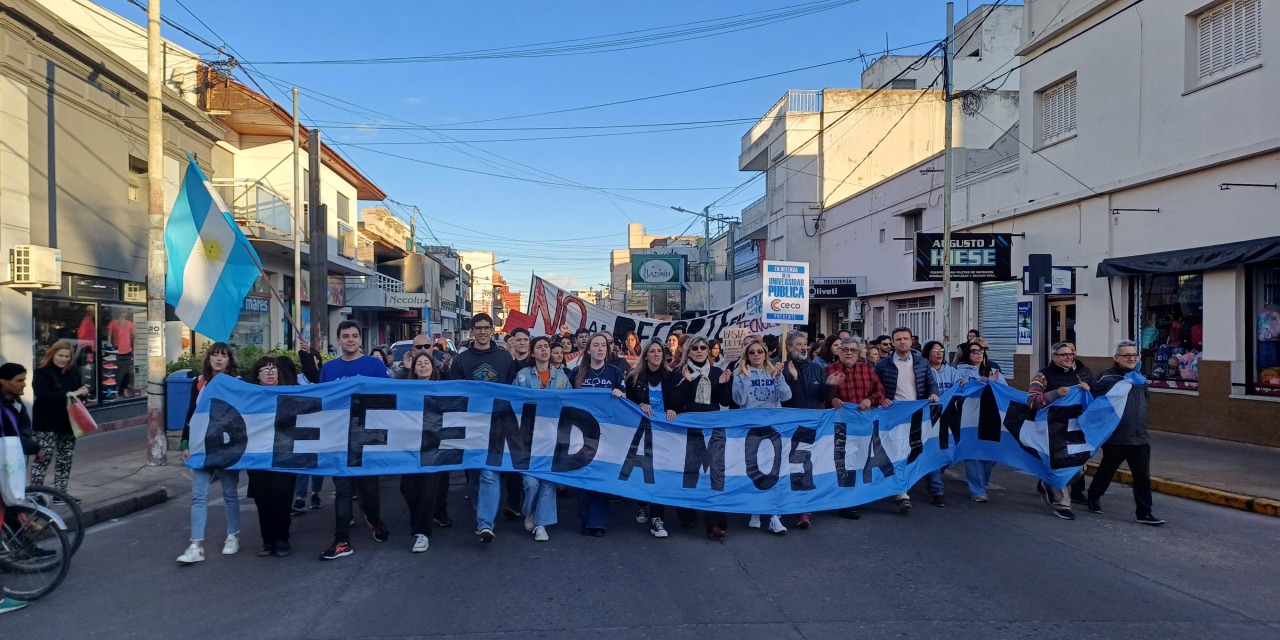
[[950, 0, 1278, 445]]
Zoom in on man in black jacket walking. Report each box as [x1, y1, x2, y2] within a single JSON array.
[[1087, 340, 1164, 525]]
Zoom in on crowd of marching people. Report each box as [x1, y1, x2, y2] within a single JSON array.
[[154, 313, 1168, 565]]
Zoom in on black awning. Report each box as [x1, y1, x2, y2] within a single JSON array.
[[1096, 236, 1280, 277]]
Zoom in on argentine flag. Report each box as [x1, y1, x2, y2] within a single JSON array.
[[165, 160, 264, 342]]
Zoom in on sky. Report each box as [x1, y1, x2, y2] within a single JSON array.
[[97, 0, 990, 296]]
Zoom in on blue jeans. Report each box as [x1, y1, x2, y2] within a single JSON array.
[[474, 469, 502, 532], [294, 474, 324, 498], [578, 490, 610, 530], [927, 467, 946, 496], [965, 460, 996, 498], [522, 476, 558, 528], [191, 468, 241, 543]]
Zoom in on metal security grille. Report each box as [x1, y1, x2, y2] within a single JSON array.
[[978, 281, 1019, 379], [895, 296, 936, 343], [1198, 0, 1262, 79]]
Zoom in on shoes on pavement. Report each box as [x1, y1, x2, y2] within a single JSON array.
[[650, 517, 669, 538], [371, 522, 390, 543], [707, 525, 726, 540], [176, 543, 204, 564], [748, 514, 762, 529], [768, 515, 787, 535], [412, 534, 429, 553], [1136, 514, 1166, 526], [477, 528, 495, 543], [222, 534, 239, 555], [533, 526, 549, 542], [309, 493, 322, 510], [321, 540, 353, 560], [932, 495, 946, 508], [1087, 497, 1104, 514], [897, 498, 913, 515], [0, 598, 29, 615], [291, 499, 307, 514], [635, 506, 649, 524], [972, 495, 989, 503], [256, 544, 274, 557], [839, 508, 861, 520], [524, 513, 536, 533], [274, 542, 291, 557], [1053, 508, 1076, 521], [796, 513, 812, 529], [433, 514, 453, 528]]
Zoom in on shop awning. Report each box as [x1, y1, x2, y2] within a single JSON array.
[[1096, 236, 1280, 277]]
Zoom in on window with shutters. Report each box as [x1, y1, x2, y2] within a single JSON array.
[[894, 296, 936, 343], [1192, 0, 1262, 85], [1037, 76, 1077, 147]]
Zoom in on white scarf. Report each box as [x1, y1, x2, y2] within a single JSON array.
[[687, 360, 712, 405]]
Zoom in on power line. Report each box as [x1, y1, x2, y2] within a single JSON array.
[[244, 0, 864, 65]]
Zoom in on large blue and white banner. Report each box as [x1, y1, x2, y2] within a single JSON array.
[[188, 375, 1140, 514]]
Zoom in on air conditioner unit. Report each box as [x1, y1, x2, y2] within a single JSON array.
[[7, 245, 61, 289]]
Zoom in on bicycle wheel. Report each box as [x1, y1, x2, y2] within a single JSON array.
[[26, 485, 85, 556], [0, 505, 71, 601]]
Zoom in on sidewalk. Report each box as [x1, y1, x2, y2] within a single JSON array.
[[53, 425, 1280, 526], [60, 425, 188, 527], [1085, 430, 1280, 517]]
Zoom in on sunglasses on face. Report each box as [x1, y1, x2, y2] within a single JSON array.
[[259, 367, 277, 373], [969, 349, 984, 354], [414, 344, 431, 350], [747, 349, 766, 355], [690, 345, 709, 351]]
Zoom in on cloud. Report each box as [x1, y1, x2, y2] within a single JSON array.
[[542, 272, 582, 291], [402, 97, 423, 105]]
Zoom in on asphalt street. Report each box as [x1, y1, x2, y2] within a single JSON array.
[[5, 467, 1279, 640]]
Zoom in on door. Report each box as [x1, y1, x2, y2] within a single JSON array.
[[1047, 298, 1077, 347]]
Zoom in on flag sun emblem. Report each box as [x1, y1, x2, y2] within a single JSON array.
[[200, 238, 224, 261]]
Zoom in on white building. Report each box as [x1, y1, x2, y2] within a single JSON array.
[[952, 0, 1278, 445]]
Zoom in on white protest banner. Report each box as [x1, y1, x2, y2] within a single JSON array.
[[762, 261, 810, 324], [525, 276, 780, 342]]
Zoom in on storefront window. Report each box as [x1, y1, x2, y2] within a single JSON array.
[[1251, 262, 1280, 397], [33, 296, 146, 405], [231, 295, 271, 350], [33, 299, 98, 402], [1136, 273, 1203, 391], [101, 305, 146, 401]]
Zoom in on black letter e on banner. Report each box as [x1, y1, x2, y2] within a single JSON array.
[[348, 394, 393, 467]]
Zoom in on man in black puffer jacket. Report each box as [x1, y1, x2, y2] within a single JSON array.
[[1086, 340, 1164, 526]]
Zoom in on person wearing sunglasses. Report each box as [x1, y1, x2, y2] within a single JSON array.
[[624, 338, 679, 538], [1085, 340, 1164, 526], [731, 337, 792, 535], [956, 339, 1005, 384], [670, 336, 734, 539], [1028, 341, 1092, 520]]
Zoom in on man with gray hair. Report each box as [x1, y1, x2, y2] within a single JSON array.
[[781, 330, 826, 529], [1086, 340, 1164, 525], [1028, 341, 1091, 520]]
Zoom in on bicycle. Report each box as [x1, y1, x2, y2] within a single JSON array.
[[24, 485, 84, 556], [0, 503, 71, 601]]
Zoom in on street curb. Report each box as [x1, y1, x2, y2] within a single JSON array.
[[1085, 462, 1280, 518], [82, 487, 169, 528]]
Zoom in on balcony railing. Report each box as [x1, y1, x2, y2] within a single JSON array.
[[741, 90, 821, 147], [215, 180, 296, 237], [344, 273, 405, 293]]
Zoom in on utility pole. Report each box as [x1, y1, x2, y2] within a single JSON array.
[[941, 2, 956, 347], [308, 130, 327, 353], [144, 0, 166, 465], [291, 88, 302, 347], [702, 206, 711, 313], [727, 221, 737, 303]]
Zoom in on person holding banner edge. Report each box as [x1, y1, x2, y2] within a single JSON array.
[[513, 336, 570, 542], [624, 339, 678, 538], [874, 328, 940, 515], [1087, 341, 1165, 526], [177, 343, 243, 564], [573, 332, 627, 537]]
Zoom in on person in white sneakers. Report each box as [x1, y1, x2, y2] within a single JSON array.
[[177, 343, 243, 564]]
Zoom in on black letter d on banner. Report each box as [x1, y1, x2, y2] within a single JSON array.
[[204, 398, 247, 469]]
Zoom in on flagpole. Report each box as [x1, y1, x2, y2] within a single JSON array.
[[145, 0, 167, 465]]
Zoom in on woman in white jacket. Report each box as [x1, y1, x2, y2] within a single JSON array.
[[729, 338, 792, 535]]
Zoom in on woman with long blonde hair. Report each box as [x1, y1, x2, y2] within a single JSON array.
[[30, 339, 90, 494], [729, 337, 791, 535]]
